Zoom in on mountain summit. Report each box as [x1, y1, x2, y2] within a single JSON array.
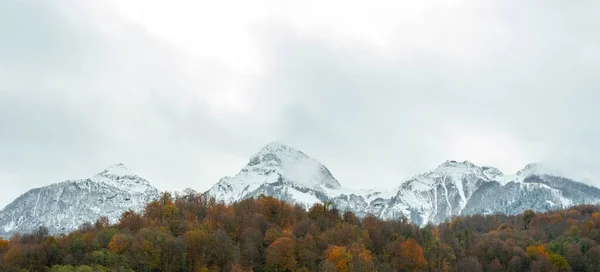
[[96, 163, 137, 178], [206, 142, 341, 205], [0, 164, 159, 236]]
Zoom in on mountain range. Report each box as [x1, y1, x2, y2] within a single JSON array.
[[2, 142, 600, 237], [207, 142, 600, 226]]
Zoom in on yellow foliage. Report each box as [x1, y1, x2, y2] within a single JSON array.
[[497, 223, 511, 231], [326, 246, 352, 272], [163, 203, 179, 219], [593, 212, 600, 220], [526, 244, 550, 260]]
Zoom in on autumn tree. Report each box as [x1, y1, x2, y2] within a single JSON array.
[[184, 228, 209, 271], [347, 243, 375, 272], [108, 234, 135, 255], [389, 238, 428, 272], [426, 227, 456, 272], [297, 234, 318, 271], [325, 246, 352, 272], [265, 237, 296, 272], [118, 210, 144, 233], [206, 229, 236, 271], [0, 238, 9, 251]]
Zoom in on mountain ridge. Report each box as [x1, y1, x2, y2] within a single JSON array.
[[2, 142, 599, 235], [206, 142, 600, 226]]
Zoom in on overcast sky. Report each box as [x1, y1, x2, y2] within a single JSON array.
[[1, 0, 599, 209]]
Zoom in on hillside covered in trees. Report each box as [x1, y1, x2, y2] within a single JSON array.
[[2, 191, 600, 272]]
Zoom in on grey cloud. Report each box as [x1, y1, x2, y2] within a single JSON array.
[[1, 0, 600, 209]]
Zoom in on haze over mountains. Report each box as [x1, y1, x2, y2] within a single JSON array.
[[2, 142, 600, 237]]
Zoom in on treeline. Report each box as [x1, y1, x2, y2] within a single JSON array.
[[2, 191, 600, 272]]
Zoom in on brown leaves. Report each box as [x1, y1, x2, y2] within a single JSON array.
[[389, 238, 428, 272], [265, 237, 296, 272]]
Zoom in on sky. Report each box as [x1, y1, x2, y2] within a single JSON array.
[[1, 0, 599, 209]]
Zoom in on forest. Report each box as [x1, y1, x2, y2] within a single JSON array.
[[2, 190, 600, 272]]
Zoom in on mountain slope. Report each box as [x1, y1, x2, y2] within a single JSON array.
[[0, 164, 159, 236], [206, 144, 600, 226]]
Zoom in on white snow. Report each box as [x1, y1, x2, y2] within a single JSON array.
[[0, 164, 159, 236], [208, 142, 342, 204], [91, 164, 154, 194], [207, 144, 599, 227], [97, 163, 136, 177], [497, 163, 563, 185]]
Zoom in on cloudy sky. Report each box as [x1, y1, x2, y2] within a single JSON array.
[[1, 0, 599, 209]]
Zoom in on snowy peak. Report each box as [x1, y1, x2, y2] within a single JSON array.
[[246, 142, 341, 189], [96, 163, 136, 178], [92, 164, 154, 194], [516, 163, 562, 178], [496, 163, 563, 184], [207, 142, 342, 204], [424, 160, 503, 181], [436, 160, 477, 169], [247, 142, 310, 167]]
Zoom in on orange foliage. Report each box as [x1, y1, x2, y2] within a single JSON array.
[[326, 246, 352, 272], [0, 239, 8, 250], [390, 238, 428, 271], [348, 243, 375, 272], [108, 234, 134, 254]]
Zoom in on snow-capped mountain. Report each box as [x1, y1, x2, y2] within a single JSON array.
[[206, 143, 600, 226], [207, 142, 342, 207], [0, 164, 159, 237], [371, 161, 600, 226], [3, 143, 598, 234]]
